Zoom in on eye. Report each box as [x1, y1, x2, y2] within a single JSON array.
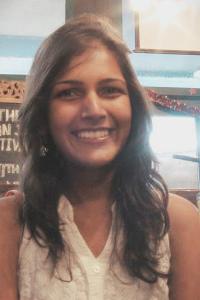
[[52, 88, 83, 100], [57, 89, 79, 99], [100, 86, 126, 98]]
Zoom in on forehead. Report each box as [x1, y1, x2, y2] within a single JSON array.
[[58, 44, 123, 80]]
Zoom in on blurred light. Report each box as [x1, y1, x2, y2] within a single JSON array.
[[130, 0, 153, 13], [153, 0, 187, 28], [131, 0, 188, 28], [150, 116, 197, 154], [193, 70, 200, 79]]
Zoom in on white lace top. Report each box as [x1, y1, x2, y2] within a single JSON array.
[[18, 195, 170, 300]]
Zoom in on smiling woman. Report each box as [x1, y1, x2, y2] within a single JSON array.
[[0, 13, 200, 300], [49, 45, 131, 168]]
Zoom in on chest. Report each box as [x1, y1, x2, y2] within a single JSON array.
[[18, 243, 169, 300], [18, 197, 170, 300], [74, 212, 112, 257]]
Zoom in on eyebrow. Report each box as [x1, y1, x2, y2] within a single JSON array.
[[54, 78, 127, 86], [54, 80, 84, 86], [99, 78, 127, 85]]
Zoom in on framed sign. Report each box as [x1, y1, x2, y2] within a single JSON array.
[[134, 1, 200, 55], [0, 80, 24, 192]]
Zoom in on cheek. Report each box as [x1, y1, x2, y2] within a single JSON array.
[[120, 100, 132, 137], [48, 105, 68, 145], [49, 103, 73, 131], [49, 112, 60, 135]]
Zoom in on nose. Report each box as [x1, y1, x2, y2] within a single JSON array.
[[80, 92, 106, 122]]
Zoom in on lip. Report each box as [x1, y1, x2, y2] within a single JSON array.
[[71, 127, 115, 143]]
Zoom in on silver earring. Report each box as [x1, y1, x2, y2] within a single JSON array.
[[40, 145, 48, 157]]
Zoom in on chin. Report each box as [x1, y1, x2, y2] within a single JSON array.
[[68, 155, 117, 170]]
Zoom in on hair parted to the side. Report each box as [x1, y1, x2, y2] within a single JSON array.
[[19, 13, 169, 283]]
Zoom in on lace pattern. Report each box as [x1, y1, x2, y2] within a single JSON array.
[[18, 196, 170, 300]]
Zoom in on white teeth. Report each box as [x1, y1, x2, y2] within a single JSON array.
[[76, 130, 110, 139]]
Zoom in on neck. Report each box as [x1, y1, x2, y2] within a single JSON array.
[[64, 164, 114, 207]]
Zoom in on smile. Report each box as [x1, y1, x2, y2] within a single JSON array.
[[72, 129, 114, 140]]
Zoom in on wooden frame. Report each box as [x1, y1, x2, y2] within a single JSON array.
[[0, 80, 25, 104], [134, 1, 200, 55]]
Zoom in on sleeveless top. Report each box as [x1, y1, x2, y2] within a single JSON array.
[[18, 195, 170, 300]]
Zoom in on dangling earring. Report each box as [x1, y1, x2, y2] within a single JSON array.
[[40, 144, 48, 157]]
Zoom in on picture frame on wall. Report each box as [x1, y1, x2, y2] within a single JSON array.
[[134, 1, 200, 55]]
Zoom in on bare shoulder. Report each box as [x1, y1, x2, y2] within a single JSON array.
[[167, 193, 200, 300], [0, 190, 23, 224], [0, 190, 23, 205], [168, 193, 199, 231], [0, 191, 23, 300], [0, 190, 23, 243]]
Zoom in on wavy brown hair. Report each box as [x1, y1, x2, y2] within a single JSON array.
[[19, 14, 169, 283]]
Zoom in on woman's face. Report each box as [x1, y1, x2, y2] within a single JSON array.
[[49, 44, 132, 169]]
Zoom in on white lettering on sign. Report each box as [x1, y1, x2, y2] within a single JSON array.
[[0, 138, 20, 152], [0, 109, 18, 122], [0, 164, 20, 178], [0, 123, 12, 136]]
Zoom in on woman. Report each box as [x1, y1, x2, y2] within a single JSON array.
[[0, 14, 200, 300]]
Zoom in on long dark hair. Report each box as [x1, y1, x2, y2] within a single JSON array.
[[19, 14, 169, 283]]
